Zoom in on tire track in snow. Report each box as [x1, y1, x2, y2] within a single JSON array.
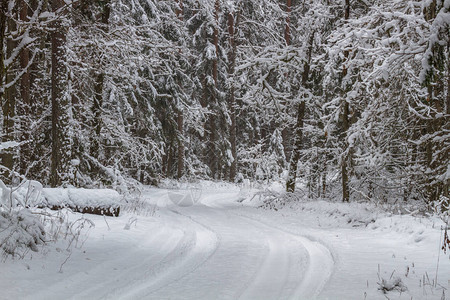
[[140, 209, 222, 296], [113, 208, 220, 299], [237, 214, 334, 299], [99, 228, 197, 299], [235, 223, 298, 300], [32, 201, 332, 300], [150, 206, 329, 300], [293, 237, 333, 298], [28, 221, 183, 300], [145, 206, 271, 299]]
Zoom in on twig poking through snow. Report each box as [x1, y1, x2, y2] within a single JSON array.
[[103, 215, 110, 231], [58, 250, 72, 274], [124, 217, 138, 230]]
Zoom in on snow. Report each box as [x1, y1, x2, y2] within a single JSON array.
[[0, 141, 21, 151], [0, 182, 449, 299], [167, 188, 202, 207], [38, 12, 56, 19], [205, 42, 217, 60], [70, 159, 80, 166], [43, 188, 121, 209]]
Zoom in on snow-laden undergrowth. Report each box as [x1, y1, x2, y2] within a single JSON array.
[[0, 209, 45, 258], [0, 179, 106, 259]]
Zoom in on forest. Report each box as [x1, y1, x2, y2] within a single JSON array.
[[1, 1, 450, 298], [1, 0, 449, 204]]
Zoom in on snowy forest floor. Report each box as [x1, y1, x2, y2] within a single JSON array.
[[1, 181, 449, 300]]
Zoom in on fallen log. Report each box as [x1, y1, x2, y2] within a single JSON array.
[[43, 188, 121, 217], [48, 204, 120, 217]]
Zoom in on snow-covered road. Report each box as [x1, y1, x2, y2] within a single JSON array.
[[1, 184, 448, 300], [133, 206, 334, 300], [1, 187, 334, 300], [89, 205, 333, 300]]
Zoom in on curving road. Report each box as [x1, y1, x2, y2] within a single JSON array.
[[117, 204, 335, 300], [4, 189, 334, 300]]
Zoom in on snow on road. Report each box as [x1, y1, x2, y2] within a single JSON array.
[[237, 214, 333, 300], [1, 183, 449, 300]]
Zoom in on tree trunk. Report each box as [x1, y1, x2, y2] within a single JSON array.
[[227, 8, 237, 182], [286, 33, 314, 192], [90, 0, 110, 159], [0, 0, 7, 102], [284, 0, 292, 46], [281, 0, 292, 161], [91, 72, 104, 158], [444, 40, 450, 199], [19, 0, 32, 175], [447, 39, 450, 117], [322, 169, 327, 197], [167, 143, 174, 177], [209, 115, 217, 177], [423, 1, 442, 203], [213, 0, 219, 87], [19, 0, 30, 108], [50, 0, 68, 187], [341, 0, 350, 202], [177, 110, 184, 179], [341, 99, 350, 202], [208, 0, 220, 178], [286, 101, 305, 192], [1, 13, 17, 179], [176, 0, 184, 179], [0, 2, 6, 176]]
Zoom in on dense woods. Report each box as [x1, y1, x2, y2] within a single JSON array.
[[1, 0, 449, 205]]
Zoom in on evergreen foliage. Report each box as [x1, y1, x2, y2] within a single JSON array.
[[0, 0, 448, 205]]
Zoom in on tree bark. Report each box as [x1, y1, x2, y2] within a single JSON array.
[[341, 0, 351, 202], [1, 12, 17, 179], [281, 0, 292, 161], [322, 169, 327, 197], [446, 39, 450, 115], [444, 40, 450, 199], [50, 0, 68, 187], [176, 0, 184, 179], [284, 0, 292, 46], [0, 2, 6, 176], [286, 33, 314, 192], [90, 0, 110, 159], [0, 1, 7, 102], [19, 0, 32, 175], [91, 72, 104, 158], [341, 99, 350, 202], [208, 0, 220, 178], [286, 101, 306, 192], [423, 2, 440, 203], [213, 0, 219, 86], [425, 85, 435, 202], [177, 109, 184, 179], [227, 8, 237, 182], [19, 0, 30, 108]]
